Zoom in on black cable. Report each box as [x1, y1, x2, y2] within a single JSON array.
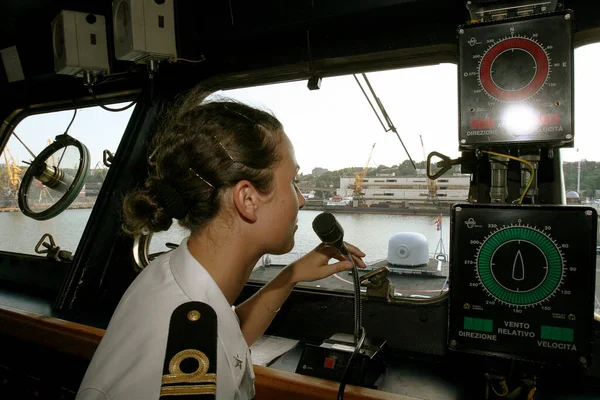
[[307, 30, 314, 73], [64, 108, 77, 134], [348, 250, 362, 341], [337, 252, 366, 400], [88, 87, 136, 112], [337, 326, 366, 400]]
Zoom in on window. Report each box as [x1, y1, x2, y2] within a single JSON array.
[[149, 63, 459, 298], [0, 104, 134, 256], [559, 43, 600, 314]]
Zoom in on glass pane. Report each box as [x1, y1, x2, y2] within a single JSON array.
[[150, 64, 462, 298], [560, 43, 600, 313], [0, 103, 134, 255], [24, 145, 83, 213]]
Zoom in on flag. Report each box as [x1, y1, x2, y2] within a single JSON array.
[[435, 215, 442, 231]]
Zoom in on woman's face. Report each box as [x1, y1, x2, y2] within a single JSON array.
[[257, 132, 306, 255]]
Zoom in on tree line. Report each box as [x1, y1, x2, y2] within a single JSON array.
[[298, 160, 600, 199], [0, 161, 596, 198], [563, 161, 600, 198], [297, 160, 461, 191]]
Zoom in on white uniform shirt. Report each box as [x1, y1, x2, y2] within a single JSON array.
[[76, 237, 255, 400]]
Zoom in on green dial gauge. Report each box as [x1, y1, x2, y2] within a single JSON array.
[[476, 226, 564, 307]]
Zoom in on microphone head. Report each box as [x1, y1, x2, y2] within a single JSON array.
[[312, 212, 344, 246]]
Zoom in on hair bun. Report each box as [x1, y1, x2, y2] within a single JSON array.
[[150, 180, 188, 220]]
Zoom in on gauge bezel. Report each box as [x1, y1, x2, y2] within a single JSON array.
[[478, 36, 550, 102], [476, 226, 564, 307]]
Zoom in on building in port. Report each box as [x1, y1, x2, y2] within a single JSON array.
[[330, 174, 470, 208]]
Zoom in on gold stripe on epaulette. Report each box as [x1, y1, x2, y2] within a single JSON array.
[[160, 384, 217, 396], [162, 349, 216, 385]]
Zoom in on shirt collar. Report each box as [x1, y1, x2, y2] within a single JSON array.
[[169, 237, 250, 382], [169, 237, 234, 322]]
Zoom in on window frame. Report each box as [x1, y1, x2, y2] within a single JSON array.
[[0, 92, 140, 295]]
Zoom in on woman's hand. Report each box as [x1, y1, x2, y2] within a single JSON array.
[[284, 242, 367, 284]]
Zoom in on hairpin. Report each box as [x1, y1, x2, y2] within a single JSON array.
[[189, 167, 215, 189], [224, 104, 256, 124], [213, 135, 236, 163]]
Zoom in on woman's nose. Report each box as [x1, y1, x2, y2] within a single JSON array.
[[296, 187, 307, 209]]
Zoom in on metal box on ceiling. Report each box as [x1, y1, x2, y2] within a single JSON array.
[[112, 0, 177, 63], [52, 10, 109, 76]]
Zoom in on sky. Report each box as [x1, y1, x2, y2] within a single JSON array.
[[5, 43, 600, 176]]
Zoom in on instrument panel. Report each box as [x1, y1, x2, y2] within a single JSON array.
[[458, 10, 573, 148], [448, 204, 597, 365]]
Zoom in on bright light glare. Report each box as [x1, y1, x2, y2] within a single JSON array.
[[501, 105, 539, 135]]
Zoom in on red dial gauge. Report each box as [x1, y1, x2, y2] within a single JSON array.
[[478, 37, 550, 102]]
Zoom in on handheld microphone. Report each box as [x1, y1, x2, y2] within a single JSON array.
[[310, 211, 381, 400], [312, 212, 349, 256]]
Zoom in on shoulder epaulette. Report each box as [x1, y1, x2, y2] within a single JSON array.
[[160, 301, 218, 399]]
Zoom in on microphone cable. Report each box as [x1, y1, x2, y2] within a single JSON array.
[[348, 250, 363, 342], [311, 212, 367, 399], [337, 251, 366, 400], [337, 327, 366, 400]]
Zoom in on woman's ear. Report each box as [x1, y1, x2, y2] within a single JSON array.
[[231, 180, 261, 222]]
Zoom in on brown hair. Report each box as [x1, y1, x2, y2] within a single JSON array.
[[122, 88, 284, 236]]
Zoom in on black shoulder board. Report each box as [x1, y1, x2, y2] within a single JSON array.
[[160, 301, 218, 399]]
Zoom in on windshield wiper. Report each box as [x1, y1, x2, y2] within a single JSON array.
[[353, 73, 417, 170]]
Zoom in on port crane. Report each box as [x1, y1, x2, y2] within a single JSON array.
[[2, 147, 21, 192], [420, 135, 438, 202], [353, 143, 376, 206], [1, 148, 22, 206]]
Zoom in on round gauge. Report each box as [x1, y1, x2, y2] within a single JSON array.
[[478, 36, 550, 102], [476, 226, 564, 306]]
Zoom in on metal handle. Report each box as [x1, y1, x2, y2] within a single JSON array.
[[103, 150, 114, 167], [359, 266, 390, 288], [427, 151, 457, 180], [35, 233, 56, 255]]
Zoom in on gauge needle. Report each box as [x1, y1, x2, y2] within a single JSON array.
[[512, 250, 525, 281]]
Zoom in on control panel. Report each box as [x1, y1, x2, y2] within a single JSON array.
[[448, 204, 596, 365], [296, 333, 386, 387], [458, 10, 573, 149]]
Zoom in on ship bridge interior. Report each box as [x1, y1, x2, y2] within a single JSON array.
[[1, 1, 600, 399]]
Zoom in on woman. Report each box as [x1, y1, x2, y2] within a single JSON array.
[[76, 89, 366, 400]]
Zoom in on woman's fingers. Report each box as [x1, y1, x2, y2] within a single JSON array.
[[315, 242, 368, 269], [343, 242, 367, 268], [323, 261, 353, 278], [350, 254, 367, 269], [344, 241, 366, 257]]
